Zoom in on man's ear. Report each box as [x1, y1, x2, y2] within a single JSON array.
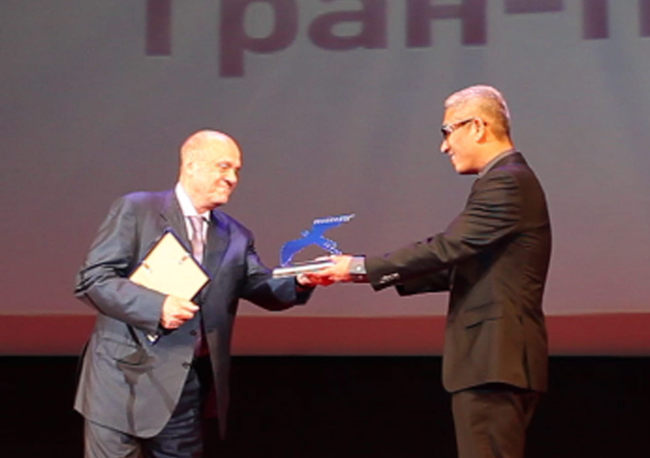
[[473, 117, 489, 143], [182, 159, 197, 177]]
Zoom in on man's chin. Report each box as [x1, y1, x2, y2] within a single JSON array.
[[214, 194, 231, 206], [204, 196, 230, 210], [451, 162, 473, 175]]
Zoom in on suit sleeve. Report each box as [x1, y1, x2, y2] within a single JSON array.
[[366, 170, 522, 291], [395, 269, 452, 295], [241, 237, 312, 310], [74, 196, 164, 333]]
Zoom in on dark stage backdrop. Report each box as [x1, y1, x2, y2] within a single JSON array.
[[1, 1, 649, 355]]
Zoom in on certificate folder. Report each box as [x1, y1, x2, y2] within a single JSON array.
[[130, 230, 209, 301]]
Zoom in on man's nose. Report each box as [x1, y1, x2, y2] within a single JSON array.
[[224, 169, 238, 185], [440, 138, 450, 154]]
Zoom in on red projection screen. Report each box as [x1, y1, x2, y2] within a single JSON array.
[[1, 1, 649, 355]]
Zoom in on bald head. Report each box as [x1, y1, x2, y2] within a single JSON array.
[[180, 130, 240, 167], [178, 129, 242, 213]]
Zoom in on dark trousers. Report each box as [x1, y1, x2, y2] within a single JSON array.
[[451, 383, 540, 458], [84, 358, 213, 458]]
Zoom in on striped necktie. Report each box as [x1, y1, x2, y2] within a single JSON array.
[[188, 215, 208, 356], [188, 215, 205, 264]]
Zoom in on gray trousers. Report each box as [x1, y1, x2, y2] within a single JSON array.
[[84, 363, 205, 458]]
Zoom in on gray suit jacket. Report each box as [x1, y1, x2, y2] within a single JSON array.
[[74, 190, 310, 438], [365, 153, 551, 393]]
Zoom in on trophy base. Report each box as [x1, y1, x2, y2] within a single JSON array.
[[272, 260, 334, 278]]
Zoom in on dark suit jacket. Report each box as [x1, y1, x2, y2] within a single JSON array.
[[74, 190, 310, 438], [365, 153, 551, 393]]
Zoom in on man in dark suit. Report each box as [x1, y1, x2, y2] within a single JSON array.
[[309, 85, 551, 458], [74, 130, 315, 457]]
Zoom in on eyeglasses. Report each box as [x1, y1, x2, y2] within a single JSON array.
[[440, 117, 475, 140]]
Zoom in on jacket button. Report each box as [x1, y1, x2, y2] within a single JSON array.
[[190, 330, 197, 336], [182, 362, 191, 369]]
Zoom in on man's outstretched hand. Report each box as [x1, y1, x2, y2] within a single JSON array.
[[301, 255, 355, 286]]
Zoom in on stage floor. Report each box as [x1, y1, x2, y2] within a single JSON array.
[[2, 356, 648, 457]]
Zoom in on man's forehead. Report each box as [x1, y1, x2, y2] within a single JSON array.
[[444, 103, 477, 121], [204, 139, 241, 158], [209, 147, 242, 169], [443, 108, 462, 123]]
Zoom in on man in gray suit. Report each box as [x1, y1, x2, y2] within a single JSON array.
[[75, 130, 315, 457], [309, 85, 551, 458]]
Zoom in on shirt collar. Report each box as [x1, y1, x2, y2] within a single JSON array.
[[478, 149, 516, 178], [174, 183, 210, 220]]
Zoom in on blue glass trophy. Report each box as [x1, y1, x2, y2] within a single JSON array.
[[272, 213, 355, 278]]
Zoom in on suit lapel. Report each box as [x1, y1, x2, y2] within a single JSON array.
[[160, 191, 191, 250], [159, 192, 228, 304], [159, 190, 229, 274], [203, 210, 229, 278]]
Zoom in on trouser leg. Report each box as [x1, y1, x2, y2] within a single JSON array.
[[142, 363, 204, 458], [451, 384, 540, 458], [85, 363, 206, 458], [84, 419, 141, 458]]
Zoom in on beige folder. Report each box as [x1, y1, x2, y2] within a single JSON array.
[[130, 231, 209, 300]]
